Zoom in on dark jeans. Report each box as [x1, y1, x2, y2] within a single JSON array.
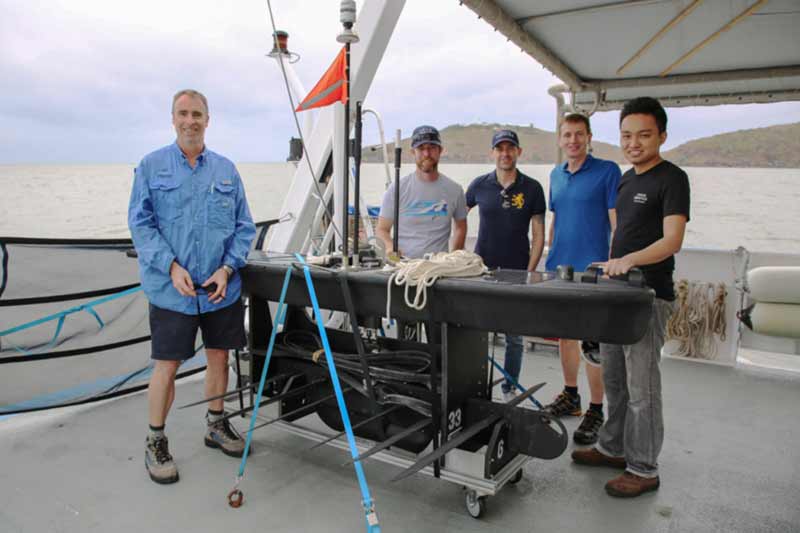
[[597, 299, 674, 478], [501, 333, 524, 393]]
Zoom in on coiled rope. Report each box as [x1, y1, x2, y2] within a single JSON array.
[[666, 280, 727, 359], [384, 250, 487, 318]]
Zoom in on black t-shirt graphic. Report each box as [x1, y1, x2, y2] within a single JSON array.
[[610, 160, 690, 300]]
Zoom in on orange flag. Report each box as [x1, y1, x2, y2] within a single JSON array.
[[295, 47, 347, 112]]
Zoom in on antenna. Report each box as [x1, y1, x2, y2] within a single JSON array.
[[337, 0, 360, 44]]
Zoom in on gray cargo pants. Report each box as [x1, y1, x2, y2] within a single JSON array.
[[596, 298, 674, 478]]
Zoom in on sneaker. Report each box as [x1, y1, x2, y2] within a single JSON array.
[[580, 341, 602, 367], [502, 389, 517, 403], [571, 447, 626, 469], [605, 472, 660, 498], [205, 415, 250, 458], [542, 391, 582, 417], [145, 435, 179, 484], [573, 409, 604, 445]]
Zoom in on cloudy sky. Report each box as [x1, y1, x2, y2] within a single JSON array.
[[1, 0, 798, 164]]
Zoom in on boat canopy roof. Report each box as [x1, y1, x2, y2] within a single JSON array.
[[461, 0, 800, 110]]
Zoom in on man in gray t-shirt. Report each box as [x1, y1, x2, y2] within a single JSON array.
[[377, 125, 467, 259]]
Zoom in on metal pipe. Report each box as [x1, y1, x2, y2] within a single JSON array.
[[354, 184, 376, 245], [319, 223, 336, 256], [580, 89, 800, 111], [594, 65, 800, 90], [353, 101, 363, 266], [361, 108, 393, 189], [569, 88, 602, 116], [548, 84, 568, 165], [393, 129, 401, 254], [301, 183, 333, 255], [342, 42, 351, 268]]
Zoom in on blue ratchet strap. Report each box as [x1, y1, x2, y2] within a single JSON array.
[[295, 254, 380, 533], [0, 285, 142, 355], [488, 356, 544, 409], [235, 265, 293, 481]]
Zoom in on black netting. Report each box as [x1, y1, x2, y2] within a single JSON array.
[[0, 238, 160, 413]]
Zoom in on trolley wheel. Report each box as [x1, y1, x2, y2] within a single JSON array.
[[509, 469, 523, 485], [464, 489, 486, 519]]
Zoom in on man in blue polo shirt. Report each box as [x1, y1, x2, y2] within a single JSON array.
[[543, 113, 621, 446], [466, 129, 546, 399], [129, 89, 256, 484]]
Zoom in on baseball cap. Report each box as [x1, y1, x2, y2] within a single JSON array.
[[411, 125, 442, 149], [491, 129, 520, 148]]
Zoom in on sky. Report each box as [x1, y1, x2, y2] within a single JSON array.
[[1, 0, 799, 164]]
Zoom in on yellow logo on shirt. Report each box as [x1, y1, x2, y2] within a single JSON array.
[[511, 192, 525, 209]]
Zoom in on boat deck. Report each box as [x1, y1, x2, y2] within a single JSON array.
[[1, 347, 799, 533]]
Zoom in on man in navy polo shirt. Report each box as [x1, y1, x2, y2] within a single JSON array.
[[466, 129, 546, 399], [543, 113, 621, 446]]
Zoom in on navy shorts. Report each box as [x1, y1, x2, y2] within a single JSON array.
[[149, 300, 247, 361]]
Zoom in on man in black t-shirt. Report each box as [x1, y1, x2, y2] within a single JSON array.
[[571, 97, 690, 498]]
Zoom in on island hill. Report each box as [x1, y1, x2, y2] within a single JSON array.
[[362, 123, 622, 165], [663, 122, 800, 168], [361, 122, 800, 168]]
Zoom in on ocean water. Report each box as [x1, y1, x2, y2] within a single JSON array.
[[1, 162, 798, 254]]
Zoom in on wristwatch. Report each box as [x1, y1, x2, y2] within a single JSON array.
[[221, 265, 234, 279]]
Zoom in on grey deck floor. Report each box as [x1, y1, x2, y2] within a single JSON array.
[[1, 350, 799, 533]]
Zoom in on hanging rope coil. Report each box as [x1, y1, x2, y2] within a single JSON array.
[[384, 250, 487, 318], [666, 279, 727, 359]]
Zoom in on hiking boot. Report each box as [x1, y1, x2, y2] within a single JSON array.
[[571, 447, 626, 469], [205, 415, 250, 458], [580, 341, 602, 367], [542, 391, 582, 417], [605, 472, 660, 498], [145, 435, 179, 484], [573, 409, 604, 445]]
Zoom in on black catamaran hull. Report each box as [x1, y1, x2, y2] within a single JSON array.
[[240, 252, 654, 470], [242, 251, 655, 345]]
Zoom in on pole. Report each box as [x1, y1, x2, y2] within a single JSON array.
[[393, 129, 401, 255], [353, 100, 363, 266], [342, 42, 351, 268]]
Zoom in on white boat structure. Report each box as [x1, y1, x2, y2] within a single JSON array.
[[1, 1, 799, 532]]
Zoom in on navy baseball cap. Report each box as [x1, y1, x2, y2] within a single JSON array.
[[492, 129, 520, 148], [411, 125, 442, 149]]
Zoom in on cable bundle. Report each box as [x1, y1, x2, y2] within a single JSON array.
[[279, 330, 434, 415]]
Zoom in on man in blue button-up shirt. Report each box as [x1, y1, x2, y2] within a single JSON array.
[[128, 89, 255, 484]]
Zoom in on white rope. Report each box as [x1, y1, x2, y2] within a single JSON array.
[[384, 250, 487, 319], [666, 279, 727, 359]]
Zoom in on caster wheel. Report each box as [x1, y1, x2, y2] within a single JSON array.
[[509, 469, 523, 484], [465, 489, 486, 519]]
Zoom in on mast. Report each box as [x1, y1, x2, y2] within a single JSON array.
[[337, 0, 359, 268]]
